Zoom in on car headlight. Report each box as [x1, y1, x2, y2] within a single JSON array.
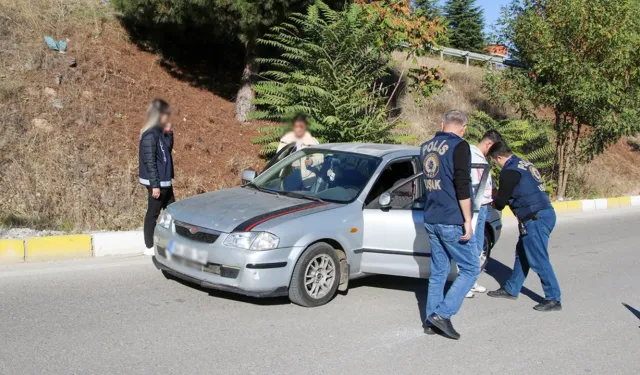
[[223, 232, 280, 251], [158, 211, 173, 229]]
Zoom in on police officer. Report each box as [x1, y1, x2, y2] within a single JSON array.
[[486, 141, 562, 312], [421, 110, 480, 340]]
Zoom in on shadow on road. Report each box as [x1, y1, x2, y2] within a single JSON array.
[[484, 258, 545, 303], [350, 275, 429, 325], [622, 303, 640, 326], [165, 272, 291, 306]]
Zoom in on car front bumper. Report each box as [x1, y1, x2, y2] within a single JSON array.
[[153, 225, 298, 298]]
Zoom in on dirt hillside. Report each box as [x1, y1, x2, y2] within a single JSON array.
[[0, 1, 263, 230]]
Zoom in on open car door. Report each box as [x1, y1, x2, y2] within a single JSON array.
[[360, 161, 491, 279]]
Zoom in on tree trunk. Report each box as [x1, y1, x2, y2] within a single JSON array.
[[235, 37, 258, 123]]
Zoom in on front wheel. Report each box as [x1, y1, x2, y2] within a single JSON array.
[[289, 242, 341, 307]]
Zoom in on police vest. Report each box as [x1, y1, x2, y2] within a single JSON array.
[[503, 155, 552, 220], [421, 132, 469, 226]]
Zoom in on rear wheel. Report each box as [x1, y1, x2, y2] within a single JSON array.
[[289, 242, 341, 307]]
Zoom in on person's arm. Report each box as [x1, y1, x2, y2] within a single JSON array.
[[164, 129, 173, 152], [493, 170, 521, 210], [453, 142, 473, 241], [141, 132, 160, 191]]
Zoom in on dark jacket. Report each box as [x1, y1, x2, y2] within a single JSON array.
[[139, 127, 174, 188]]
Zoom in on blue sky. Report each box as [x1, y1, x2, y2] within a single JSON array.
[[434, 0, 511, 31], [476, 0, 510, 30]]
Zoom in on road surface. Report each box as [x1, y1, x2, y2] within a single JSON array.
[[1, 209, 639, 374]]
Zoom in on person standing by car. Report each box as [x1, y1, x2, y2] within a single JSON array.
[[486, 141, 562, 312], [466, 130, 503, 298], [278, 115, 320, 190], [277, 114, 319, 152], [421, 110, 480, 340], [139, 99, 175, 256]]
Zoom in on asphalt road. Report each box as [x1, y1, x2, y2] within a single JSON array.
[[1, 209, 639, 375]]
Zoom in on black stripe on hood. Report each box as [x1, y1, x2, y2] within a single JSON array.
[[233, 202, 328, 232]]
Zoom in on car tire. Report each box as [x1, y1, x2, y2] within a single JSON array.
[[289, 242, 341, 307], [481, 227, 493, 271]]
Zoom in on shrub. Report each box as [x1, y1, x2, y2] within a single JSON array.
[[250, 2, 410, 155]]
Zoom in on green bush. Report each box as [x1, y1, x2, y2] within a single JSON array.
[[467, 111, 556, 192], [250, 1, 404, 155]]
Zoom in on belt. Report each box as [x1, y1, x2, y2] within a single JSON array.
[[519, 212, 539, 223], [481, 203, 492, 207]]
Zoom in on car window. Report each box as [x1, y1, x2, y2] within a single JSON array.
[[263, 143, 296, 171], [251, 149, 381, 203], [366, 174, 421, 210], [365, 160, 415, 206]]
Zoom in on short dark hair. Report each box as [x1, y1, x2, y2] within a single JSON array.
[[481, 130, 503, 144], [443, 110, 468, 127], [292, 114, 308, 124], [487, 141, 513, 159]]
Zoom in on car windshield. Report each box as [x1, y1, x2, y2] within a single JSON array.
[[250, 149, 381, 203]]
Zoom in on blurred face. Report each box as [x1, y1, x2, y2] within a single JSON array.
[[159, 112, 171, 127], [292, 120, 307, 138]]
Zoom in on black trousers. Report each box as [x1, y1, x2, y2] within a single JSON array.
[[144, 187, 175, 248]]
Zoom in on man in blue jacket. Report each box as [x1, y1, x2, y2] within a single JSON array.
[[486, 141, 562, 312], [421, 110, 480, 340]]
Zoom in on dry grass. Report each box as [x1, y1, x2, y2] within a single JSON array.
[[568, 141, 640, 199], [392, 52, 507, 144], [0, 0, 263, 231]]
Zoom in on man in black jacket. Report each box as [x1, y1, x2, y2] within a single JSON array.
[[139, 99, 175, 253]]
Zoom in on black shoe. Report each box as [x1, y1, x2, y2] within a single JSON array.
[[533, 299, 562, 312], [487, 287, 518, 300], [427, 313, 460, 340], [423, 326, 437, 335]]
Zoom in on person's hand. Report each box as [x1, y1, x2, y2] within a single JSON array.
[[461, 221, 473, 242], [305, 158, 313, 166], [152, 188, 161, 199], [164, 122, 173, 132]]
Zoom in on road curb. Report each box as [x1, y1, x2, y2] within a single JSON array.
[[501, 195, 640, 217], [1, 195, 639, 264]]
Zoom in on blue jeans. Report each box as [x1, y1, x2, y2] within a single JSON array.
[[425, 224, 481, 320], [473, 205, 488, 258], [504, 209, 561, 301]]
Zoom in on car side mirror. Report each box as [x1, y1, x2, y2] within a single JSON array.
[[241, 170, 257, 184], [378, 192, 392, 208]]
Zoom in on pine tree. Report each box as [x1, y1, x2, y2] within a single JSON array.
[[443, 0, 486, 52], [414, 0, 442, 18]]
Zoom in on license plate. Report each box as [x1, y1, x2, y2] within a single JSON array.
[[168, 240, 208, 265]]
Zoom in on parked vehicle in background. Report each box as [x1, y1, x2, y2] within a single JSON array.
[[153, 144, 502, 307]]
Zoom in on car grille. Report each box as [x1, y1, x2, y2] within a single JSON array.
[[174, 222, 220, 244]]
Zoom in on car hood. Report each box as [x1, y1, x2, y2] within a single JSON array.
[[167, 187, 339, 233]]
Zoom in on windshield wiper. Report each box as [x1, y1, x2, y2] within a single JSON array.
[[279, 191, 324, 203], [245, 182, 280, 197]]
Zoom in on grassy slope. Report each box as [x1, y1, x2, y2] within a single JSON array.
[[394, 53, 640, 199], [0, 0, 263, 231], [0, 1, 637, 232]]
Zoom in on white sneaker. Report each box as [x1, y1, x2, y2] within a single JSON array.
[[465, 291, 475, 298], [471, 283, 487, 293], [143, 247, 154, 256]]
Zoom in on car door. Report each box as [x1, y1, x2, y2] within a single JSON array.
[[263, 142, 297, 172], [360, 158, 431, 279], [360, 160, 492, 279]]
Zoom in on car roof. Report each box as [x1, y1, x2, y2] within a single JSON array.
[[309, 143, 419, 158]]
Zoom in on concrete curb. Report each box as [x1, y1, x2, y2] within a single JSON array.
[[501, 195, 640, 217], [1, 195, 639, 264]]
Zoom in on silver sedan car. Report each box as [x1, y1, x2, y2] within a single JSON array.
[[153, 143, 502, 307]]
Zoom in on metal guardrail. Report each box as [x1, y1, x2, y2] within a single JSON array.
[[431, 46, 505, 66]]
